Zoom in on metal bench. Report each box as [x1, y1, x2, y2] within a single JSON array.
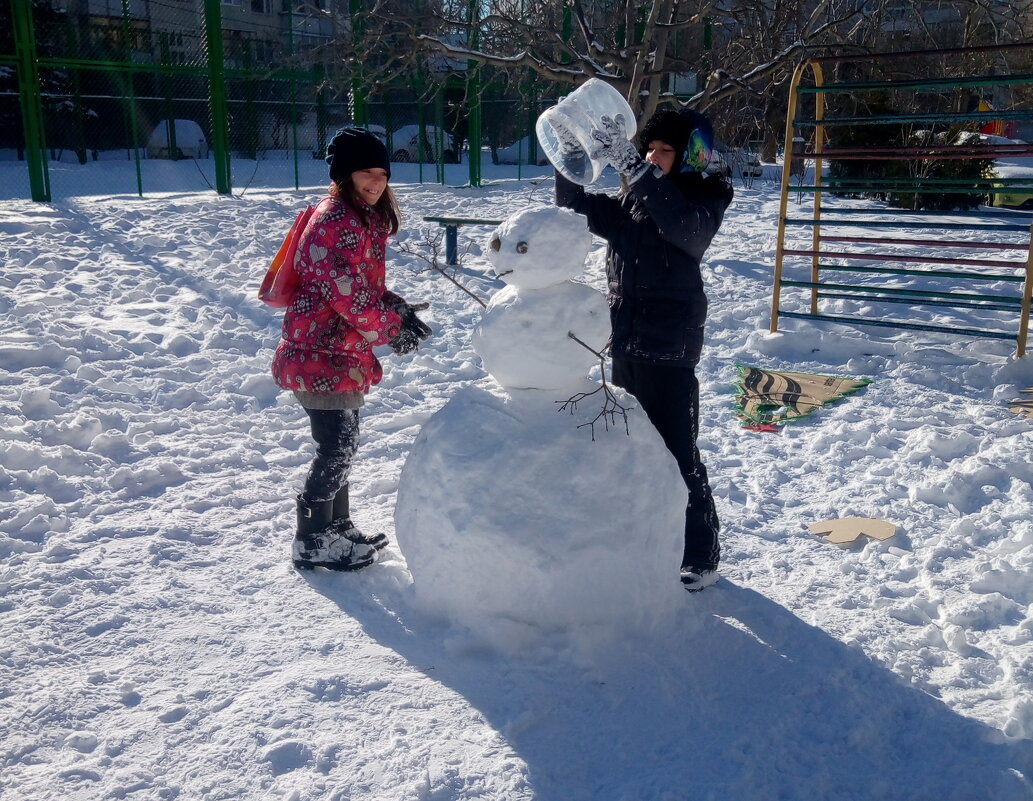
[[423, 216, 503, 266]]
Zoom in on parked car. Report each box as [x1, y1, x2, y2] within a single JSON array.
[[147, 119, 208, 159], [983, 135, 1033, 209], [702, 146, 731, 177], [494, 134, 549, 166], [716, 141, 763, 178], [388, 124, 457, 163]]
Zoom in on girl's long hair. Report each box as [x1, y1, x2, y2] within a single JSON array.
[[329, 177, 401, 235]]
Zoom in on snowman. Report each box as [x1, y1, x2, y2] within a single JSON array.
[[394, 206, 686, 658]]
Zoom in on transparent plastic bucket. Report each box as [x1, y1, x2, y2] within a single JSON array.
[[535, 78, 636, 186]]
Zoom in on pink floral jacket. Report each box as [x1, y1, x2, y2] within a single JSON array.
[[271, 197, 403, 395]]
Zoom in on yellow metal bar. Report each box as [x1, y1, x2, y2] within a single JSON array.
[[771, 60, 815, 333], [1018, 220, 1033, 358]]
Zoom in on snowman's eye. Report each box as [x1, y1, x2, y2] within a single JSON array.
[[516, 242, 529, 254], [490, 236, 501, 252]]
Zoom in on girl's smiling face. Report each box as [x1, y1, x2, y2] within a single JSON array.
[[351, 168, 389, 205], [645, 140, 677, 176]]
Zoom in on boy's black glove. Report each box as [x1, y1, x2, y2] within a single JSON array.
[[388, 301, 432, 355]]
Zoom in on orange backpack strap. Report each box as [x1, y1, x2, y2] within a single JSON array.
[[258, 205, 315, 307]]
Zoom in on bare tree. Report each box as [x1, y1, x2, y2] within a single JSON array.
[[349, 0, 1031, 156], [410, 0, 878, 147]]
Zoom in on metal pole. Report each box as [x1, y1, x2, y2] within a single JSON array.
[[203, 0, 232, 194], [160, 33, 179, 160], [120, 0, 143, 196], [466, 0, 481, 187], [467, 68, 481, 187], [286, 3, 299, 190], [349, 0, 367, 126], [771, 61, 811, 333], [1018, 220, 1032, 358], [434, 87, 444, 184], [809, 61, 825, 316], [12, 0, 51, 201]]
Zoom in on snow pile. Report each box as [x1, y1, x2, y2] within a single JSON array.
[[395, 383, 686, 657], [396, 206, 684, 657]]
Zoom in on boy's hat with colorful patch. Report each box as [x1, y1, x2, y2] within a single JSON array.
[[638, 107, 715, 173]]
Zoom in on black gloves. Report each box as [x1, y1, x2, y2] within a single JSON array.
[[388, 301, 432, 355], [389, 326, 420, 355]]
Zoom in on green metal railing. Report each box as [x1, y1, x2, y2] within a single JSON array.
[[770, 42, 1033, 357]]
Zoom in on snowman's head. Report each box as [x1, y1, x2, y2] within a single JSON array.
[[487, 206, 591, 290]]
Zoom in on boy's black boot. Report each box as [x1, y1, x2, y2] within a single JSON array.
[[331, 484, 388, 550], [292, 495, 377, 571]]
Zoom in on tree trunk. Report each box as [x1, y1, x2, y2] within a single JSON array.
[[761, 89, 785, 164]]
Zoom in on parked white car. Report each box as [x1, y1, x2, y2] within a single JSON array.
[[147, 119, 208, 159], [702, 146, 731, 177], [495, 135, 549, 166], [983, 135, 1033, 209], [388, 125, 457, 163], [713, 141, 761, 178]]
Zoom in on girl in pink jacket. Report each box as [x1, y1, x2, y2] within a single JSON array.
[[272, 127, 431, 571]]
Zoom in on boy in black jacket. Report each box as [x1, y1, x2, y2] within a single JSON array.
[[555, 107, 733, 592]]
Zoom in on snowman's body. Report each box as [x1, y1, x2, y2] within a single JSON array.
[[474, 282, 609, 390], [471, 206, 609, 390], [395, 207, 685, 657]]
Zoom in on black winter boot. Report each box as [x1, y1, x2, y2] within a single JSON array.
[[331, 484, 388, 550], [292, 495, 377, 571]]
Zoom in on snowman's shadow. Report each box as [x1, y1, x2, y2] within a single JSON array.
[[306, 571, 1031, 801]]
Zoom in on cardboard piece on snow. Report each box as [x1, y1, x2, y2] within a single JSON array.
[[1009, 387, 1033, 420], [809, 517, 896, 545], [735, 365, 872, 429]]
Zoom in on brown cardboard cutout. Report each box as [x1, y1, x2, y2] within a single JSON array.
[[1010, 388, 1033, 420], [809, 517, 896, 545]]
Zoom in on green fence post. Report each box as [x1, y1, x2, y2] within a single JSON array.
[[120, 0, 144, 196], [242, 39, 257, 161], [65, 20, 88, 165], [203, 0, 232, 194], [314, 63, 328, 161], [414, 90, 425, 184], [468, 68, 481, 187], [348, 0, 368, 126], [434, 87, 444, 184], [466, 0, 481, 187], [11, 0, 51, 201], [159, 33, 180, 160], [284, 3, 300, 190]]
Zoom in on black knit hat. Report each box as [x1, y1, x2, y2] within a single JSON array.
[[326, 127, 391, 183], [638, 108, 692, 165]]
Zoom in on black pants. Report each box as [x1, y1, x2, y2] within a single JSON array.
[[611, 358, 720, 570], [301, 408, 360, 503]]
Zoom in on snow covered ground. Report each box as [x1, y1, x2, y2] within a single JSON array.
[[2, 156, 1033, 800]]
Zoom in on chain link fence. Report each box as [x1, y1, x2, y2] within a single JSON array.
[[1, 0, 552, 201]]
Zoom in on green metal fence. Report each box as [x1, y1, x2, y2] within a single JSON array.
[[1, 0, 551, 201]]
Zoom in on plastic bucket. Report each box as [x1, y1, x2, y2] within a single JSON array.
[[535, 78, 636, 185]]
